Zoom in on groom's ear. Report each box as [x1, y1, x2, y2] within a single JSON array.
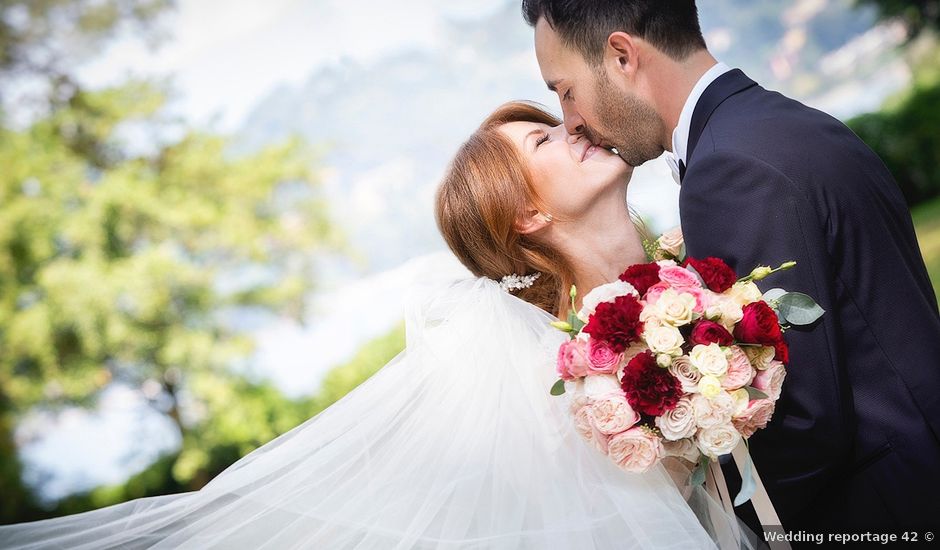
[[515, 208, 551, 235], [605, 32, 639, 77]]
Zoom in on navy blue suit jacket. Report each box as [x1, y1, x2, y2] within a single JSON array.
[[679, 69, 940, 531]]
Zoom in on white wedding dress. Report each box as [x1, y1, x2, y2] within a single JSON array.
[[0, 272, 752, 549]]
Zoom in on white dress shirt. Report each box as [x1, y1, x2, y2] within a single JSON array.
[[666, 61, 732, 183]]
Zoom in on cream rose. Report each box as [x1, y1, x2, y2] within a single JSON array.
[[706, 295, 744, 331], [697, 375, 723, 398], [668, 356, 702, 393], [696, 423, 742, 458], [732, 398, 776, 438], [590, 394, 640, 435], [645, 325, 684, 357], [692, 392, 733, 428], [656, 226, 684, 258], [690, 343, 729, 377], [729, 388, 750, 416], [728, 281, 762, 305], [752, 361, 786, 401], [744, 345, 776, 370], [722, 346, 757, 390], [578, 280, 639, 321], [655, 396, 697, 441], [607, 427, 664, 473], [583, 373, 622, 399], [653, 288, 697, 327]]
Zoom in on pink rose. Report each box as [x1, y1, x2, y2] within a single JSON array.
[[658, 265, 703, 290], [590, 394, 640, 435], [722, 346, 757, 390], [752, 361, 786, 401], [683, 286, 712, 314], [587, 339, 622, 374], [732, 399, 776, 438], [557, 339, 590, 380], [574, 405, 609, 454], [607, 427, 664, 473], [643, 282, 671, 305]]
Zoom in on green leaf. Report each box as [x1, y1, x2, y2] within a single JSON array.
[[689, 455, 709, 487], [777, 292, 825, 325], [567, 311, 586, 333], [762, 288, 787, 302], [745, 386, 769, 400], [550, 378, 566, 396]]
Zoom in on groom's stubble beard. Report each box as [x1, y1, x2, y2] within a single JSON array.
[[592, 69, 666, 167]]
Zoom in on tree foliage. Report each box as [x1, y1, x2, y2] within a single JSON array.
[[857, 0, 940, 37]]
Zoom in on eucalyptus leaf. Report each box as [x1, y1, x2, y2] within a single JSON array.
[[762, 288, 787, 302], [689, 455, 709, 487], [684, 264, 708, 288], [733, 449, 756, 506], [745, 386, 769, 400], [777, 292, 825, 325], [550, 379, 566, 396]]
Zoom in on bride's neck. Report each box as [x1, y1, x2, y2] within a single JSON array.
[[551, 199, 647, 305]]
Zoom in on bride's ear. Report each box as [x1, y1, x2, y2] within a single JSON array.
[[515, 208, 553, 235]]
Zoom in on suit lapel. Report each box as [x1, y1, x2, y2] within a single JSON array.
[[686, 69, 758, 164]]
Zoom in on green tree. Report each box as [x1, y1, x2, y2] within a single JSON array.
[[857, 1, 940, 37]]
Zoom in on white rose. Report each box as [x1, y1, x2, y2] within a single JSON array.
[[668, 356, 702, 393], [564, 378, 587, 414], [696, 423, 742, 458], [689, 343, 729, 377], [744, 345, 776, 370], [583, 374, 622, 399], [653, 288, 697, 327], [655, 396, 697, 441], [578, 280, 638, 321], [645, 325, 684, 356], [697, 375, 722, 398], [692, 392, 733, 428], [656, 259, 678, 268], [728, 281, 762, 305], [656, 226, 684, 258]]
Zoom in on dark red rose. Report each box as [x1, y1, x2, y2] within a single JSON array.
[[690, 320, 734, 347], [618, 263, 661, 296], [620, 351, 683, 416], [684, 257, 737, 293], [773, 339, 790, 364], [583, 294, 644, 353], [733, 301, 784, 345]]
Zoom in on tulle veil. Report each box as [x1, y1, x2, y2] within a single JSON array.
[[1, 264, 758, 549]]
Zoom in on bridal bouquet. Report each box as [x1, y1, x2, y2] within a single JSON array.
[[550, 229, 823, 480]]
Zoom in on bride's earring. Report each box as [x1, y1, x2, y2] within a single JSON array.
[[540, 213, 553, 223]]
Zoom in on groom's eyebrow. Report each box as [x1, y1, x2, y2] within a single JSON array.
[[546, 79, 560, 92]]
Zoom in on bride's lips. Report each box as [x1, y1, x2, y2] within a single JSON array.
[[580, 143, 600, 162]]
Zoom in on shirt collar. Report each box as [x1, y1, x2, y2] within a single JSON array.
[[671, 61, 732, 165]]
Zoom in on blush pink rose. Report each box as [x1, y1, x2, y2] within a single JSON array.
[[587, 339, 622, 374], [752, 361, 786, 401], [590, 394, 640, 435], [607, 427, 665, 473], [557, 339, 590, 380], [732, 399, 776, 438], [644, 282, 671, 305], [683, 286, 712, 314], [574, 405, 609, 454], [722, 346, 757, 390], [658, 265, 703, 290]]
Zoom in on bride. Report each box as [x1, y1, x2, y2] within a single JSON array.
[[0, 102, 754, 549]]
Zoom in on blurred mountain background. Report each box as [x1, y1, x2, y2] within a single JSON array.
[[1, 0, 938, 523]]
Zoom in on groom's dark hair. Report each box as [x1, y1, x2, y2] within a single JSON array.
[[522, 0, 707, 64]]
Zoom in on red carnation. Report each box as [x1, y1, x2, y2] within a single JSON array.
[[734, 301, 784, 346], [620, 351, 683, 416], [684, 257, 737, 293], [773, 339, 790, 364], [583, 294, 644, 353], [690, 320, 734, 347], [618, 263, 661, 295]]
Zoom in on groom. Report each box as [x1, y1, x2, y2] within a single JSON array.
[[524, 0, 940, 536]]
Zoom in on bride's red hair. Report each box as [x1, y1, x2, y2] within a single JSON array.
[[436, 101, 577, 317]]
